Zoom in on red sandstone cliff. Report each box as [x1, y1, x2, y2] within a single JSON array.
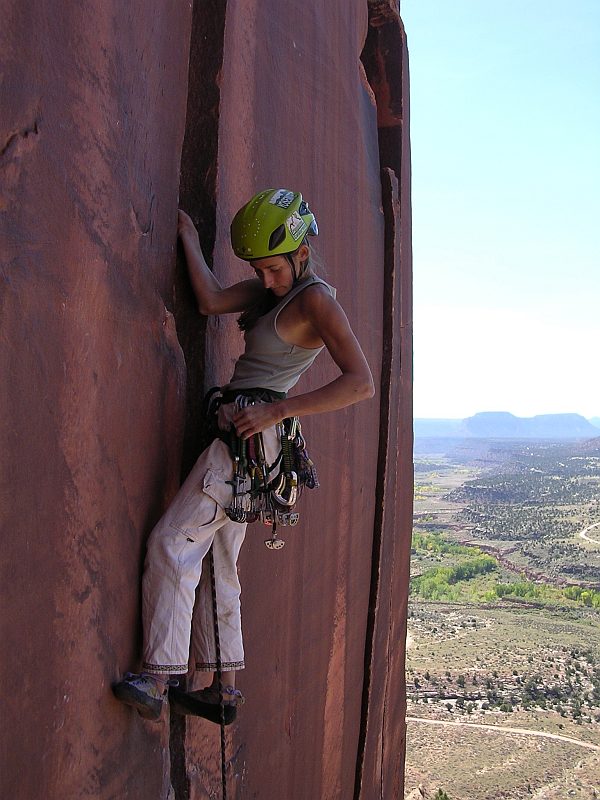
[[0, 2, 412, 798]]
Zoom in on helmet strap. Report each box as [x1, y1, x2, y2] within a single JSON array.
[[285, 253, 298, 284]]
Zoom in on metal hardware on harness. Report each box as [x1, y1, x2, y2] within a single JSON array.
[[264, 537, 285, 550], [271, 420, 298, 508], [226, 430, 248, 524], [221, 395, 319, 549], [225, 397, 252, 524]]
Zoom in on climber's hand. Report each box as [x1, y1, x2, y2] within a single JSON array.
[[233, 403, 283, 439], [177, 209, 200, 246]]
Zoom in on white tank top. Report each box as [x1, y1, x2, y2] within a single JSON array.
[[225, 276, 335, 394]]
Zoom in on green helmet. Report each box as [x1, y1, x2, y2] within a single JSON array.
[[230, 188, 318, 260]]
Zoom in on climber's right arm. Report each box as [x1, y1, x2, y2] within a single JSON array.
[[178, 209, 265, 316]]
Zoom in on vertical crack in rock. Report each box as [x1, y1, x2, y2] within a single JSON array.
[[169, 713, 190, 800], [354, 167, 399, 800], [355, 2, 412, 798], [175, 0, 228, 478], [169, 2, 228, 798], [378, 166, 402, 797]]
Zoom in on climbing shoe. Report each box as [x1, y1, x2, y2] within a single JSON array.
[[168, 685, 243, 726], [112, 672, 177, 721]]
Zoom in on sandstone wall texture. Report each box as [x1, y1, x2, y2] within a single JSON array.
[[0, 2, 412, 798]]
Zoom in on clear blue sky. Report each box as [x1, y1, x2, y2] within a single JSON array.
[[402, 0, 600, 419]]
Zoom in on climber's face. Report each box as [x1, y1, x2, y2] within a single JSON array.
[[251, 256, 294, 295], [251, 244, 309, 295]]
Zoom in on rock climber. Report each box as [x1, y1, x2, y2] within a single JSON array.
[[113, 188, 374, 723]]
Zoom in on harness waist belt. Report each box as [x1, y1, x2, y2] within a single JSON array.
[[220, 387, 286, 405]]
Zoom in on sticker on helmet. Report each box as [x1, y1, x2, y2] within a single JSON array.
[[286, 212, 307, 241], [269, 189, 296, 209]]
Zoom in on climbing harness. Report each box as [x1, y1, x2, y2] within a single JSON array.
[[204, 388, 319, 549], [225, 395, 318, 548]]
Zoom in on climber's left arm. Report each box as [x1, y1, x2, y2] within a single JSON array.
[[232, 289, 374, 438]]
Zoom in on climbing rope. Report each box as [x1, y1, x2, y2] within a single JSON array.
[[208, 545, 228, 800]]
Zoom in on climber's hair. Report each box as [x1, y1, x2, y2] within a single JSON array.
[[237, 241, 323, 332]]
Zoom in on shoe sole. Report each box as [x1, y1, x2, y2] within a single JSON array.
[[168, 687, 237, 725], [112, 682, 163, 722]]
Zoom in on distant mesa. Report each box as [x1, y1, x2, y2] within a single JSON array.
[[415, 411, 600, 439], [412, 418, 464, 437]]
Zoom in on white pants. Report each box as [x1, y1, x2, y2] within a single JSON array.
[[141, 425, 280, 675]]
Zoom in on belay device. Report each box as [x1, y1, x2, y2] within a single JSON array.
[[224, 396, 319, 548]]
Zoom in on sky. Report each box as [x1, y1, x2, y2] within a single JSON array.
[[401, 0, 600, 419]]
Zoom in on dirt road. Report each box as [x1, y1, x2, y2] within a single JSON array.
[[406, 716, 600, 752], [579, 521, 600, 545]]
